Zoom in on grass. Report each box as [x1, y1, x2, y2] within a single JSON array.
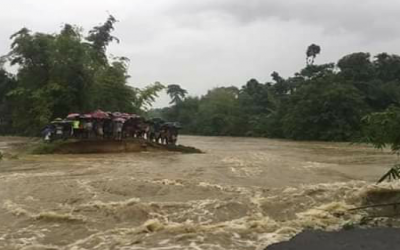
[[29, 140, 72, 154]]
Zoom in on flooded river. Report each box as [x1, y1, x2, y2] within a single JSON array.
[[1, 136, 400, 250]]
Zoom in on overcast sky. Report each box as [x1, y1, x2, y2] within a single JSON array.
[[1, 0, 400, 107]]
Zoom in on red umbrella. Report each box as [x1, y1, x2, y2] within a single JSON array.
[[66, 113, 80, 119], [91, 110, 110, 119]]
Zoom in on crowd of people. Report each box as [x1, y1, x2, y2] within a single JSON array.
[[41, 110, 181, 145]]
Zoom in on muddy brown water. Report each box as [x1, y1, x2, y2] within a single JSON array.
[[1, 136, 400, 250]]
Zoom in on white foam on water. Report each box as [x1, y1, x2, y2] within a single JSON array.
[[3, 200, 87, 223]]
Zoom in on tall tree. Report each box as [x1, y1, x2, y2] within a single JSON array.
[[0, 69, 15, 134], [166, 84, 188, 104], [306, 44, 321, 65], [86, 15, 119, 63], [134, 82, 165, 111], [337, 52, 374, 81], [373, 53, 400, 82]]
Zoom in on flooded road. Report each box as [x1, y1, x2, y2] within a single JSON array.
[[1, 136, 400, 250]]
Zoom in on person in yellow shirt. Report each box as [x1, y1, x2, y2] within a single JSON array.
[[72, 120, 80, 138]]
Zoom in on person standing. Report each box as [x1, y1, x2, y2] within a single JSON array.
[[115, 121, 123, 140], [55, 123, 64, 140], [96, 120, 104, 139], [85, 119, 93, 139]]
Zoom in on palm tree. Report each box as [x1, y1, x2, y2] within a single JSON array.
[[306, 44, 321, 65], [167, 84, 188, 104]]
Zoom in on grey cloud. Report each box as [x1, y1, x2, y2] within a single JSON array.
[[1, 0, 400, 108], [167, 0, 400, 40]]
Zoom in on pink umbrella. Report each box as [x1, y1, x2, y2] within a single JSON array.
[[120, 113, 132, 119], [81, 114, 92, 119], [112, 112, 122, 118], [66, 113, 80, 119], [91, 110, 110, 119]]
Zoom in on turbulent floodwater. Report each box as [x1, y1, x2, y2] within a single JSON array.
[[1, 136, 400, 250]]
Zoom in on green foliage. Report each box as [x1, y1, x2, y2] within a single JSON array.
[[282, 82, 367, 141], [377, 165, 400, 183], [361, 106, 400, 152], [159, 46, 400, 142], [167, 84, 188, 104], [360, 105, 400, 183], [194, 87, 245, 136], [306, 44, 321, 65], [87, 15, 119, 63], [0, 69, 16, 134], [162, 87, 246, 136], [0, 16, 160, 135], [337, 52, 374, 81], [134, 82, 165, 112], [3, 23, 400, 146]]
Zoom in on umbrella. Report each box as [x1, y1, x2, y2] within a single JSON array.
[[66, 113, 80, 119], [113, 117, 126, 122], [112, 112, 122, 118], [51, 118, 63, 124], [121, 113, 131, 119], [91, 110, 110, 119], [81, 114, 92, 119]]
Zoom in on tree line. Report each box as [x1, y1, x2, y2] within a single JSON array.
[[1, 15, 399, 144], [160, 45, 400, 141], [0, 16, 165, 135]]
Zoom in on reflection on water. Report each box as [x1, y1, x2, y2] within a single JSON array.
[[0, 136, 399, 250]]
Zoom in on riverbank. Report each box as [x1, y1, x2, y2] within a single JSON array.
[[29, 139, 203, 154], [0, 137, 202, 156]]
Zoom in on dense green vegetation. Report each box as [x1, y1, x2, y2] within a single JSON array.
[[1, 16, 400, 145], [0, 16, 164, 135], [160, 47, 400, 141]]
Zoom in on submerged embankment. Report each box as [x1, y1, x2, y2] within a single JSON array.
[[28, 139, 202, 154], [0, 136, 399, 250]]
